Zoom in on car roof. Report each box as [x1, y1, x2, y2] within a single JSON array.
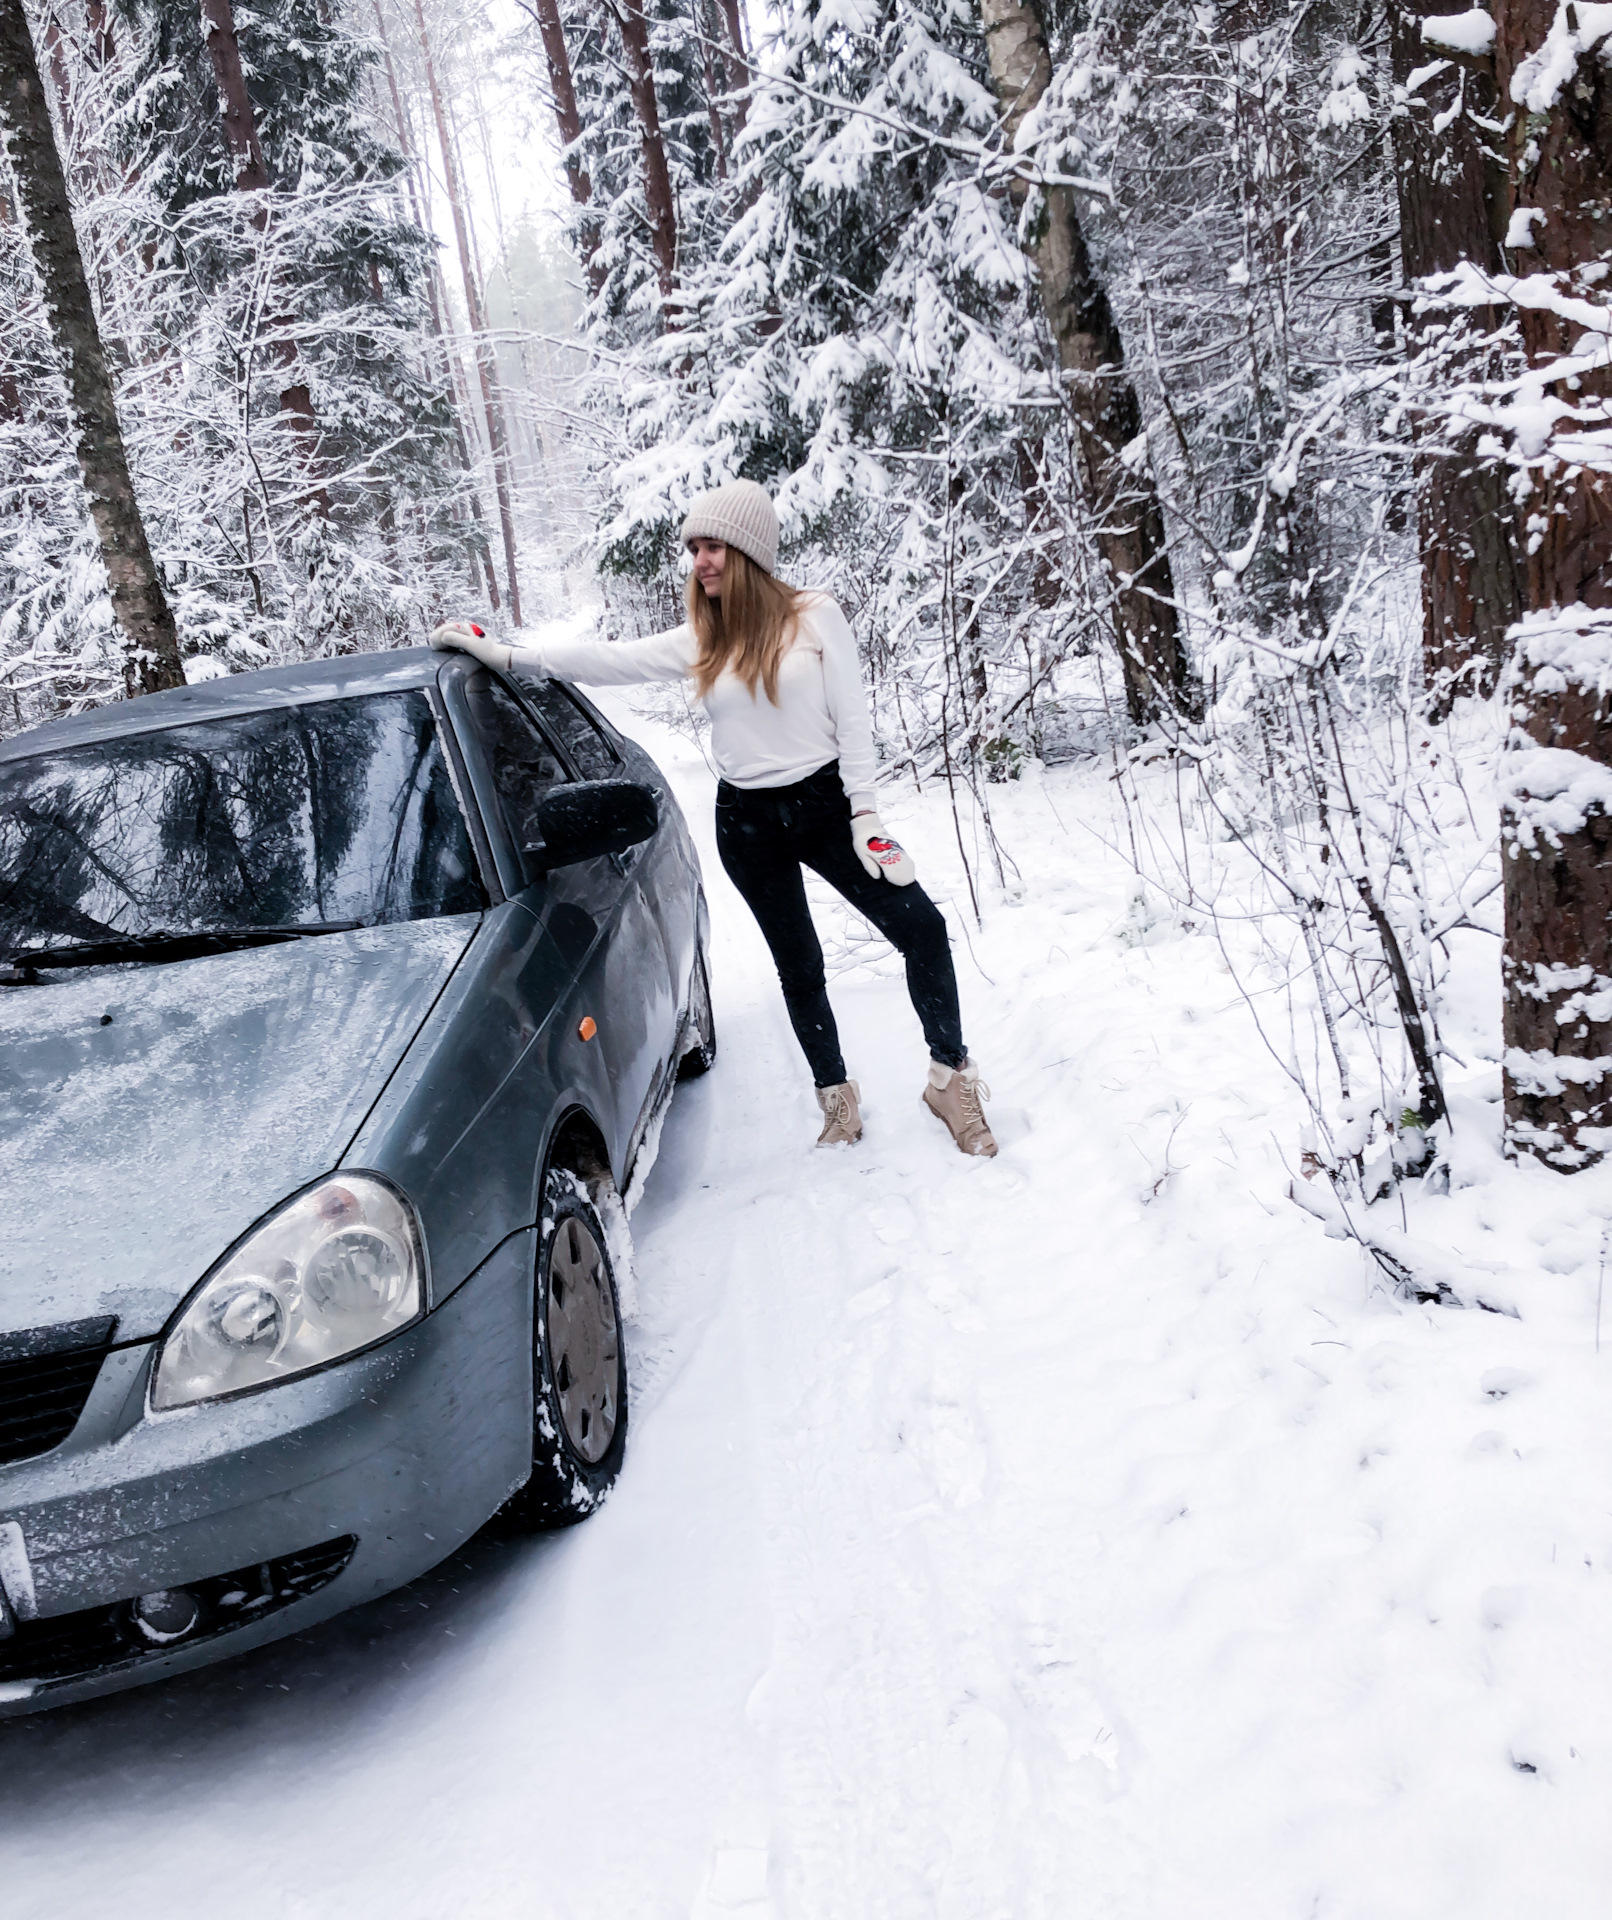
[[0, 649, 446, 764]]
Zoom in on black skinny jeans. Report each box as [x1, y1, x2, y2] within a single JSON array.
[[715, 762, 967, 1087]]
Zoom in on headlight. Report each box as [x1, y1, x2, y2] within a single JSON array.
[[152, 1175, 423, 1411]]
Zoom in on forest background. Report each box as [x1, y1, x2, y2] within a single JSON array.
[[0, 0, 1608, 1243]]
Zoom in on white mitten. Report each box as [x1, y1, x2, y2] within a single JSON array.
[[428, 620, 510, 669], [852, 812, 917, 885]]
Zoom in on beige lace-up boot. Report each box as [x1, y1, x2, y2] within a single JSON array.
[[923, 1059, 997, 1157], [815, 1080, 863, 1146]]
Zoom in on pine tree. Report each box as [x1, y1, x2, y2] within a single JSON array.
[[565, 0, 1077, 793], [1486, 1, 1612, 1168], [1387, 0, 1522, 705]]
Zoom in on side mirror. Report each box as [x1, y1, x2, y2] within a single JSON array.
[[525, 780, 660, 871]]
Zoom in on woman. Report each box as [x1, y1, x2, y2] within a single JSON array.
[[431, 480, 995, 1158]]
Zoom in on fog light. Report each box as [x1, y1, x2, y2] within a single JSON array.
[[130, 1589, 201, 1644]]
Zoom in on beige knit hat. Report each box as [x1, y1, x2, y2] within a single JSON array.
[[680, 480, 779, 575]]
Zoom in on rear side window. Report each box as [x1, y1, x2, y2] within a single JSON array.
[[522, 681, 622, 780], [460, 671, 568, 855], [0, 691, 485, 952]]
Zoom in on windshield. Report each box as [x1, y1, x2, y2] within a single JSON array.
[[0, 690, 486, 954]]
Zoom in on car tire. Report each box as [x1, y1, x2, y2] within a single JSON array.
[[676, 944, 716, 1081], [508, 1168, 628, 1529]]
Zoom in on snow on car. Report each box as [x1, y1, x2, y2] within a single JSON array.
[[0, 647, 712, 1711]]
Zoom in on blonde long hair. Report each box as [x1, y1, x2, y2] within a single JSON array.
[[687, 547, 805, 704]]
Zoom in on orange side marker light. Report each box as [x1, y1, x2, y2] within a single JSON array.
[[578, 1016, 597, 1042]]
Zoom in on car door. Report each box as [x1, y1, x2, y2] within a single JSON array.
[[454, 666, 674, 1181], [523, 677, 699, 1023]]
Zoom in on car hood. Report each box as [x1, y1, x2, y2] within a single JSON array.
[[0, 917, 478, 1344]]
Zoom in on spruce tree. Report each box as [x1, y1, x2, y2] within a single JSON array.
[[97, 0, 467, 656]]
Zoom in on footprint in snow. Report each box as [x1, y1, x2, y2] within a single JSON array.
[[845, 1280, 895, 1321], [870, 1198, 917, 1244], [928, 1400, 987, 1509], [690, 1846, 772, 1917]]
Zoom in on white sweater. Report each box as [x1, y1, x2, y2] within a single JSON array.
[[510, 595, 879, 812]]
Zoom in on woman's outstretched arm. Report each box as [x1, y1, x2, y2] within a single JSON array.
[[430, 620, 695, 687], [811, 599, 880, 813]]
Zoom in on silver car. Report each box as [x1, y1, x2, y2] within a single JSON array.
[[0, 647, 714, 1714]]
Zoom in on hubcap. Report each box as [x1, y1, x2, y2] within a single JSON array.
[[546, 1214, 619, 1464]]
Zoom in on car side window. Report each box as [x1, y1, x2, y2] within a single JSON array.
[[461, 671, 568, 858], [521, 681, 622, 781]]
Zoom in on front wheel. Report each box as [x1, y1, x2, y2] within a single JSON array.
[[508, 1168, 628, 1528]]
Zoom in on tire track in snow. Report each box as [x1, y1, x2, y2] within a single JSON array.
[[621, 703, 1202, 1919], [615, 734, 982, 1913], [12, 698, 1605, 1918], [626, 728, 1102, 1914]]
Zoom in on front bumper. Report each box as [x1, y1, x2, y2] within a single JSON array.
[[0, 1230, 536, 1715]]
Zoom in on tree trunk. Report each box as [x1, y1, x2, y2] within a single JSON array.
[[976, 0, 1190, 726], [612, 0, 678, 302], [1387, 0, 1522, 706], [717, 0, 748, 137], [201, 0, 331, 514], [86, 0, 113, 68], [696, 0, 728, 181], [440, 282, 503, 613], [1492, 0, 1612, 1168], [0, 0, 183, 696], [1015, 437, 1059, 612], [42, 15, 72, 121], [521, 0, 605, 291], [370, 3, 501, 610], [199, 0, 269, 191], [463, 74, 552, 498], [523, 0, 604, 238], [1502, 651, 1612, 1167], [414, 0, 523, 623]]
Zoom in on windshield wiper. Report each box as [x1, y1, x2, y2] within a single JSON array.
[[0, 921, 368, 979]]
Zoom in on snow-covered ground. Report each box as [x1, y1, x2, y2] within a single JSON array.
[[4, 693, 1612, 1918]]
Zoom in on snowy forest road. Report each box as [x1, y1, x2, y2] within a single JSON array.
[[2, 700, 1610, 1919]]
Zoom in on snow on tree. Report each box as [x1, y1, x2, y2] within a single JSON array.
[[1387, 0, 1523, 705], [0, 0, 481, 719], [1485, 0, 1610, 1169], [5, 0, 1608, 1222], [0, 0, 183, 698]]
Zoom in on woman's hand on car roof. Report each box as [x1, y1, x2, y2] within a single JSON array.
[[429, 621, 513, 672]]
